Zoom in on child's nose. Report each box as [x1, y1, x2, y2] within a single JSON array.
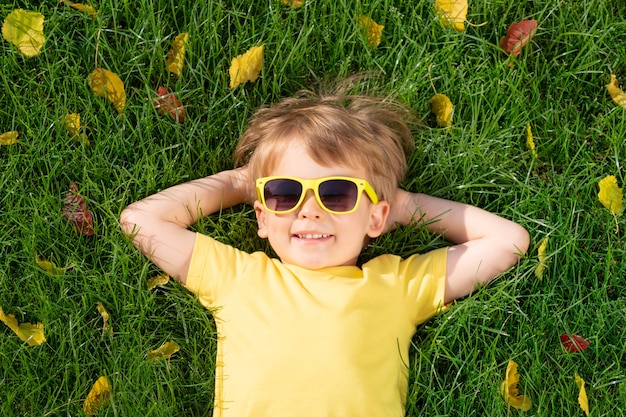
[[297, 190, 323, 219]]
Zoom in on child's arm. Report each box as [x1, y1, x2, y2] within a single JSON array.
[[120, 167, 252, 284], [389, 189, 530, 304]]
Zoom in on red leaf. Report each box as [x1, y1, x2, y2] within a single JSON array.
[[560, 334, 590, 352], [500, 19, 537, 57], [62, 182, 95, 236], [153, 86, 187, 123]]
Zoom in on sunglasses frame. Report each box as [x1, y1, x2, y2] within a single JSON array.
[[256, 176, 379, 214]]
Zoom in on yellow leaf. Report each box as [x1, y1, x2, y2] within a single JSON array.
[[83, 376, 112, 415], [0, 306, 46, 346], [0, 131, 19, 145], [60, 0, 98, 18], [357, 15, 384, 48], [96, 302, 113, 336], [598, 175, 623, 215], [147, 273, 170, 291], [280, 0, 304, 7], [36, 253, 66, 276], [526, 123, 538, 158], [430, 94, 454, 127], [148, 340, 180, 361], [65, 113, 81, 136], [2, 9, 46, 57], [434, 0, 468, 32], [87, 68, 126, 113], [64, 113, 90, 145], [534, 236, 548, 281], [166, 32, 189, 76], [229, 45, 264, 89], [606, 74, 626, 109], [500, 360, 531, 411], [575, 374, 590, 416]]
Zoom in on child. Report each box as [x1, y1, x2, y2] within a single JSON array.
[[120, 85, 530, 417]]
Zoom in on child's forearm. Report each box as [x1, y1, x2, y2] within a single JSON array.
[[391, 189, 529, 301], [119, 168, 251, 282], [391, 189, 524, 245], [122, 168, 251, 230]]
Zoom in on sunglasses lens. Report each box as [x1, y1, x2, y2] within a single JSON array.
[[264, 179, 303, 212], [318, 179, 358, 212]]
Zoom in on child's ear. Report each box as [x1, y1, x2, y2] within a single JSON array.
[[366, 201, 390, 238], [254, 201, 269, 238]]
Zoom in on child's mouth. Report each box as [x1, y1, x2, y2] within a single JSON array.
[[295, 234, 331, 239]]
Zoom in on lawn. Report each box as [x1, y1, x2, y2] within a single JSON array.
[[1, 0, 625, 416]]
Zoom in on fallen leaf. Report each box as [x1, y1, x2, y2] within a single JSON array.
[[166, 32, 189, 76], [83, 376, 111, 415], [2, 9, 46, 57], [357, 15, 383, 48], [148, 340, 180, 361], [280, 0, 304, 7], [526, 123, 538, 158], [62, 182, 96, 236], [598, 175, 623, 216], [0, 306, 46, 346], [87, 68, 126, 113], [500, 19, 537, 57], [560, 334, 590, 353], [96, 302, 113, 336], [430, 94, 454, 127], [229, 45, 264, 89], [147, 273, 170, 290], [64, 113, 90, 145], [60, 0, 97, 18], [606, 74, 626, 109], [0, 131, 19, 145], [534, 236, 548, 280], [153, 87, 187, 123], [36, 253, 66, 276], [575, 374, 590, 416], [434, 0, 468, 31], [500, 360, 531, 411]]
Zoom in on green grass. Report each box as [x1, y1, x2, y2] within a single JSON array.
[[1, 0, 625, 415]]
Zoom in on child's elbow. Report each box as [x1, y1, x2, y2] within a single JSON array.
[[511, 223, 530, 258], [119, 205, 140, 236]]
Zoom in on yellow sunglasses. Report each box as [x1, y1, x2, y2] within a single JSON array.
[[256, 176, 379, 214]]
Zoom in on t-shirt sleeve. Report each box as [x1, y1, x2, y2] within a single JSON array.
[[399, 247, 448, 325], [185, 232, 257, 309]]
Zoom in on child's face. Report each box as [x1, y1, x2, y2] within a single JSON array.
[[254, 140, 390, 269]]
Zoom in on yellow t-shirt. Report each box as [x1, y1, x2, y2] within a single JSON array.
[[186, 232, 447, 417]]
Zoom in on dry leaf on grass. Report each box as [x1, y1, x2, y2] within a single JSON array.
[[166, 32, 189, 76], [500, 19, 537, 58], [153, 86, 187, 123], [83, 376, 111, 415], [0, 131, 19, 145], [357, 15, 383, 48], [430, 94, 454, 127], [87, 68, 126, 113], [434, 0, 468, 31], [0, 306, 46, 346], [2, 9, 46, 57], [62, 182, 96, 236], [229, 45, 264, 89], [500, 360, 531, 411]]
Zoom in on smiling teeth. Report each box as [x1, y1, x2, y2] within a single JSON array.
[[297, 234, 330, 239]]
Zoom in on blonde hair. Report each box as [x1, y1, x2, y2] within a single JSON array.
[[234, 85, 416, 202]]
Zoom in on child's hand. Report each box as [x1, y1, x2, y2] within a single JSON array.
[[383, 188, 417, 233]]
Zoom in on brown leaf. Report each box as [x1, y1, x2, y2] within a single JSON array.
[[153, 86, 187, 123], [500, 19, 537, 57], [62, 182, 95, 236], [560, 334, 590, 353]]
